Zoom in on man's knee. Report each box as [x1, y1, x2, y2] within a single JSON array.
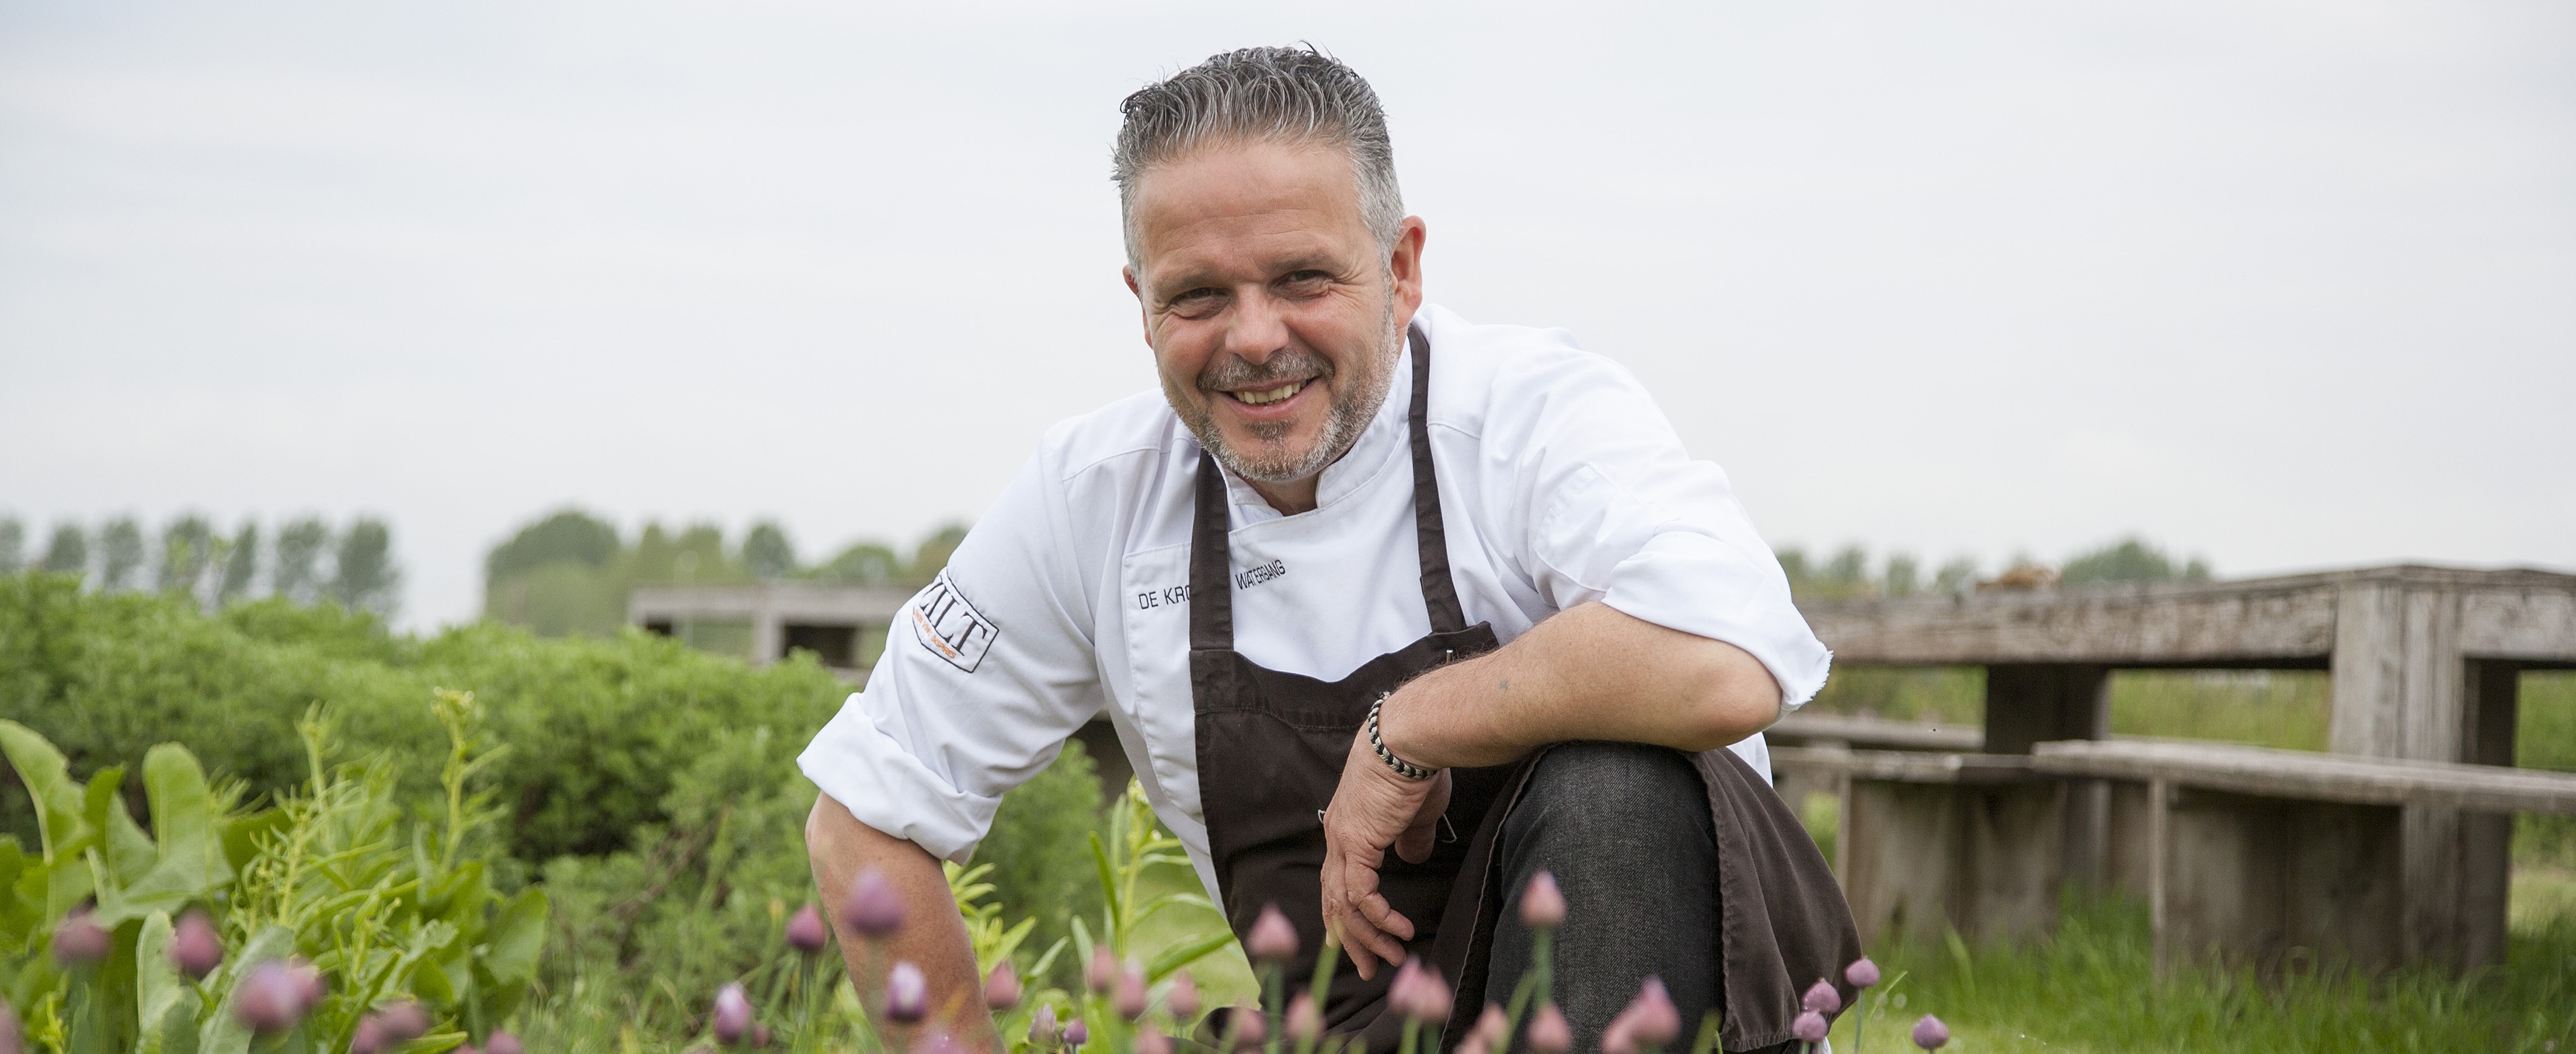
[[1510, 741, 1709, 845]]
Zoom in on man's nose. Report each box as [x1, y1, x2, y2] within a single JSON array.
[[1221, 288, 1292, 365]]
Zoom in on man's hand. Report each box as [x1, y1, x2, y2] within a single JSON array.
[[1320, 726, 1450, 980]]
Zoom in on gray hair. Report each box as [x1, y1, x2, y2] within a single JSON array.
[[1112, 45, 1404, 270]]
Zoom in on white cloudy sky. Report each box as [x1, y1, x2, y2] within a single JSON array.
[[4, 1, 2571, 632]]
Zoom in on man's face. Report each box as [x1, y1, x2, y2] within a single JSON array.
[[1124, 139, 1425, 490]]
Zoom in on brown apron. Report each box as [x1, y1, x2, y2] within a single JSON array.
[[1189, 326, 1862, 1052]]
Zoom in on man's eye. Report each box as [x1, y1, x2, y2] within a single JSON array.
[[1278, 271, 1332, 294], [1170, 288, 1222, 311]]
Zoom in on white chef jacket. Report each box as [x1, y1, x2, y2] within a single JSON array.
[[799, 303, 1833, 901]]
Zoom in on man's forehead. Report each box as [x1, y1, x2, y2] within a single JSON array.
[[1130, 139, 1372, 277]]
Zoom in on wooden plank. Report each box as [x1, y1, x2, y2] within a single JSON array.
[[2459, 588, 2576, 662], [2154, 787, 2405, 976], [1770, 746, 2040, 785], [2028, 739, 2576, 814], [1767, 712, 1981, 752]]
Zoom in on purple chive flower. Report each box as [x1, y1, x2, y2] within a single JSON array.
[[1135, 1029, 1172, 1054], [1284, 992, 1321, 1043], [713, 983, 754, 1045], [457, 1045, 480, 1054], [485, 1031, 525, 1054], [1027, 1006, 1060, 1046], [1845, 956, 1881, 989], [885, 962, 929, 1024], [291, 960, 327, 1011], [234, 960, 309, 1035], [1470, 1003, 1510, 1049], [1792, 1010, 1828, 1045], [1388, 958, 1452, 1024], [1519, 871, 1567, 929], [1246, 904, 1298, 964], [753, 1024, 773, 1049], [377, 1002, 430, 1043], [1114, 960, 1149, 1021], [1600, 1015, 1638, 1054], [1166, 972, 1201, 1020], [785, 904, 829, 955], [1527, 1003, 1572, 1054], [1224, 1006, 1264, 1049], [1086, 946, 1118, 994], [843, 869, 905, 938], [1061, 1019, 1089, 1048], [51, 911, 110, 967], [2, 999, 22, 1054], [171, 910, 224, 980], [1911, 1015, 1950, 1050], [1622, 977, 1681, 1047], [350, 1016, 390, 1054], [1801, 979, 1841, 1015], [983, 960, 1022, 1010]]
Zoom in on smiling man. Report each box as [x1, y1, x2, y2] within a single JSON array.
[[802, 47, 1859, 1052]]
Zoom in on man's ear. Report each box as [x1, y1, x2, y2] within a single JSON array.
[[1389, 217, 1429, 320], [1124, 266, 1151, 346]]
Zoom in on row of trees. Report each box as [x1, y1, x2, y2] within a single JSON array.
[[481, 509, 968, 638], [0, 513, 402, 615], [1776, 536, 2213, 602]]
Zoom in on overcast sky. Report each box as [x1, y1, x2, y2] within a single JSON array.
[[4, 1, 2571, 632]]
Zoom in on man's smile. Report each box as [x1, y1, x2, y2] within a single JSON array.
[[1228, 380, 1308, 407]]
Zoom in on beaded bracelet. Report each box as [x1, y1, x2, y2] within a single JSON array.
[[1366, 693, 1438, 781]]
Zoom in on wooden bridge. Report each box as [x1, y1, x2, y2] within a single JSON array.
[[1773, 564, 2576, 974]]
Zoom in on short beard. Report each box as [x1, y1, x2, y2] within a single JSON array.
[[1166, 296, 1401, 487]]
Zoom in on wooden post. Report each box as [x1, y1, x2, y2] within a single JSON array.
[[2459, 661, 2520, 969], [1985, 665, 2112, 887], [2151, 785, 2405, 976]]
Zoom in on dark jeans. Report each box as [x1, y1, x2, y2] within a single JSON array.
[[1482, 743, 1795, 1054]]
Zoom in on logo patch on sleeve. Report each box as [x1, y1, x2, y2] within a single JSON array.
[[911, 571, 999, 673]]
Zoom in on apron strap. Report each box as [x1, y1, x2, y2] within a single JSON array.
[[1190, 447, 1236, 652], [1187, 322, 1470, 651], [1406, 324, 1470, 635]]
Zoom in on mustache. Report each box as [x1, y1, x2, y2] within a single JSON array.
[[1197, 346, 1333, 393]]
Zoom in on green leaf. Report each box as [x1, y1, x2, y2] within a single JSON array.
[[134, 910, 197, 1054], [0, 720, 95, 863], [122, 745, 233, 904], [1143, 930, 1237, 983], [1130, 892, 1214, 926], [1087, 833, 1121, 944], [479, 887, 547, 986]]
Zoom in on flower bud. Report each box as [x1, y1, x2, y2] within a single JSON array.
[[2, 999, 23, 1054], [752, 1024, 772, 1049], [885, 963, 928, 1024], [1456, 1036, 1490, 1054], [1246, 904, 1298, 964], [1114, 960, 1149, 1021], [51, 911, 110, 968], [1165, 972, 1200, 1021], [1223, 1006, 1264, 1049], [785, 905, 829, 955], [1061, 1019, 1088, 1048], [1844, 956, 1881, 989], [291, 960, 327, 1010], [1027, 1006, 1060, 1047], [1283, 992, 1320, 1043], [1600, 1015, 1636, 1054], [1085, 946, 1117, 993], [1135, 1029, 1172, 1054], [234, 960, 309, 1035], [713, 983, 754, 1045], [377, 1002, 430, 1043], [171, 910, 224, 980], [350, 1015, 389, 1054], [485, 1031, 525, 1054], [1801, 978, 1840, 1015], [1518, 871, 1566, 930], [1622, 977, 1680, 1046], [1526, 1003, 1572, 1054], [1911, 1015, 1950, 1050], [843, 869, 905, 938], [1389, 958, 1452, 1024], [1792, 1010, 1828, 1045], [983, 960, 1022, 1011]]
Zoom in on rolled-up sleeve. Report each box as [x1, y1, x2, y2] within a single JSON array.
[[1487, 343, 1832, 711], [797, 451, 1105, 863]]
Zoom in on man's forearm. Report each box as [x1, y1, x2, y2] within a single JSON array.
[[805, 793, 991, 1042], [1375, 602, 1781, 770]]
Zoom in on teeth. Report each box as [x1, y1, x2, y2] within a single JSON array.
[[1235, 382, 1303, 406]]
